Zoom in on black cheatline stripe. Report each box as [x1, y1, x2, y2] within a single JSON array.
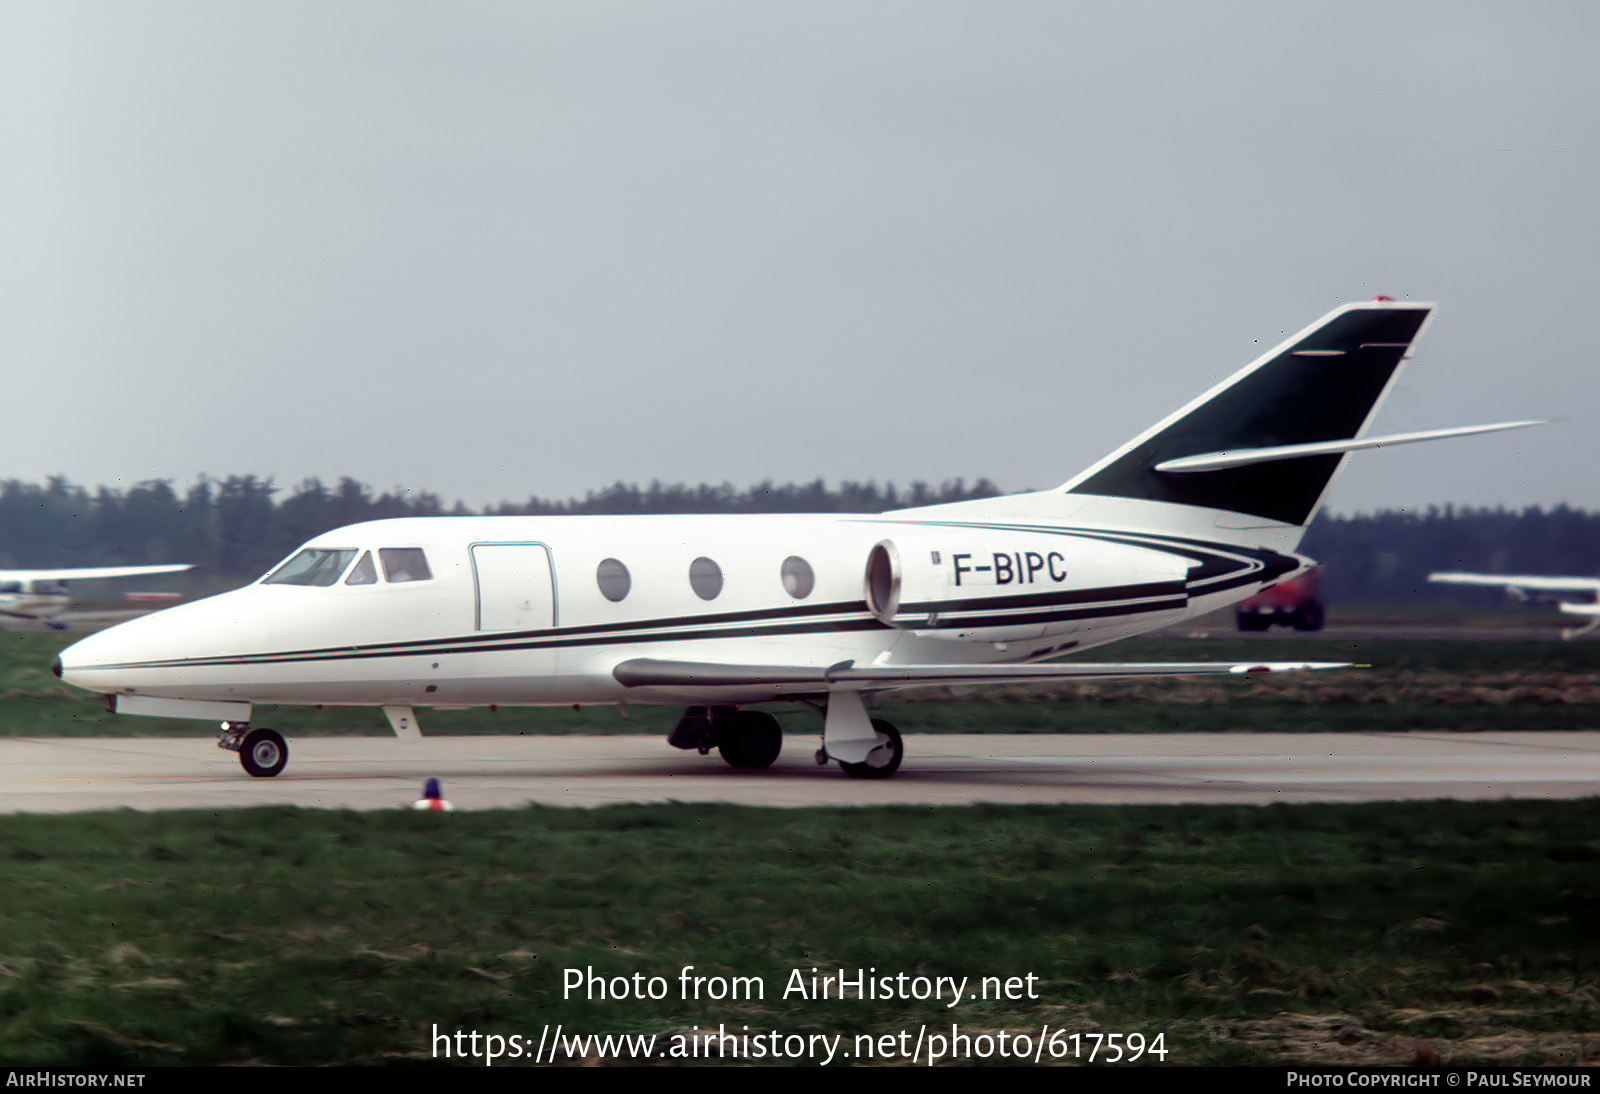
[[90, 594, 1186, 674], [872, 518, 1298, 594], [899, 578, 1186, 616], [84, 586, 1189, 673], [1005, 527, 1295, 594], [246, 597, 874, 660], [83, 615, 894, 672], [93, 598, 876, 671], [1185, 553, 1244, 583], [918, 589, 1185, 620], [96, 574, 1191, 673], [909, 597, 1190, 630], [872, 516, 1272, 559]]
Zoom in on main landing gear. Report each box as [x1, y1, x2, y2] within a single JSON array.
[[668, 703, 904, 779], [834, 719, 903, 780], [669, 707, 784, 770], [718, 711, 784, 769], [219, 721, 288, 778]]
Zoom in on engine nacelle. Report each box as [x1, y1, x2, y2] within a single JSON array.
[[864, 529, 1190, 642]]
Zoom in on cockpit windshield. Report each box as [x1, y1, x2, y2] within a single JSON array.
[[262, 548, 358, 587]]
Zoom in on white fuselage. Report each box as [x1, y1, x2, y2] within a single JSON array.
[[56, 511, 1305, 710]]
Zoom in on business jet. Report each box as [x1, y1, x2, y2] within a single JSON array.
[[0, 565, 194, 629], [1428, 572, 1600, 638], [55, 299, 1539, 779]]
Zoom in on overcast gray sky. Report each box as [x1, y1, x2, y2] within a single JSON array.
[[2, 2, 1593, 515]]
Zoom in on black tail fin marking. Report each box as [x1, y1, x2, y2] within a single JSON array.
[[1065, 302, 1432, 526]]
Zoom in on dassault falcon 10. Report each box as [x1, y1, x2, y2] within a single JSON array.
[[55, 300, 1538, 779]]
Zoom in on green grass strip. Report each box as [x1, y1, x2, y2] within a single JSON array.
[[2, 800, 1596, 1066]]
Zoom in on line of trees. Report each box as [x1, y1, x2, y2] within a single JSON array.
[[0, 475, 1001, 589], [2, 475, 1596, 605]]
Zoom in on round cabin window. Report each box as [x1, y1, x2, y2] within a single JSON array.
[[781, 556, 814, 599], [596, 558, 631, 602], [689, 556, 723, 600]]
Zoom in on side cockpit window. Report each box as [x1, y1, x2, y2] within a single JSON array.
[[344, 552, 378, 585], [263, 548, 357, 587], [380, 548, 431, 583]]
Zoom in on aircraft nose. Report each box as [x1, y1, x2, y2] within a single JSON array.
[[55, 589, 272, 697], [55, 628, 128, 693]]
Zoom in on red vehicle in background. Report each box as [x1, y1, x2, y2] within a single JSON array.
[[1235, 566, 1325, 632]]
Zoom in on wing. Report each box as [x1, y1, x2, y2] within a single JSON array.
[[1429, 571, 1600, 637], [613, 657, 1353, 701], [0, 564, 195, 582], [1429, 572, 1600, 594]]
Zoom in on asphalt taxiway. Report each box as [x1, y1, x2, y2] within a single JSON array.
[[3, 731, 1598, 813]]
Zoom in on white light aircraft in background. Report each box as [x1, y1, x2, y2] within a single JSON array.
[[1428, 571, 1600, 638], [56, 299, 1541, 779], [1, 565, 194, 629]]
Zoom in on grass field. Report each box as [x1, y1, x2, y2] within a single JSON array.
[[2, 800, 1597, 1067]]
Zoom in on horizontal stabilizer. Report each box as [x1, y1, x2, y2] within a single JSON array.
[[613, 657, 1353, 691], [1155, 420, 1544, 474]]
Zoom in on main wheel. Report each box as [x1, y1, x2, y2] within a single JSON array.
[[838, 718, 903, 779], [240, 728, 288, 778], [717, 711, 783, 769]]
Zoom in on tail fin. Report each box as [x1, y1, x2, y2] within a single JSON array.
[[897, 299, 1536, 539], [1061, 300, 1433, 527]]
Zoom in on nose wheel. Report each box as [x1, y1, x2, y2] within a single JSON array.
[[219, 722, 289, 778]]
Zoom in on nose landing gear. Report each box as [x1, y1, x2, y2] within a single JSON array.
[[219, 721, 288, 778]]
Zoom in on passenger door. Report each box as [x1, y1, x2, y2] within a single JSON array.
[[471, 543, 555, 631]]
